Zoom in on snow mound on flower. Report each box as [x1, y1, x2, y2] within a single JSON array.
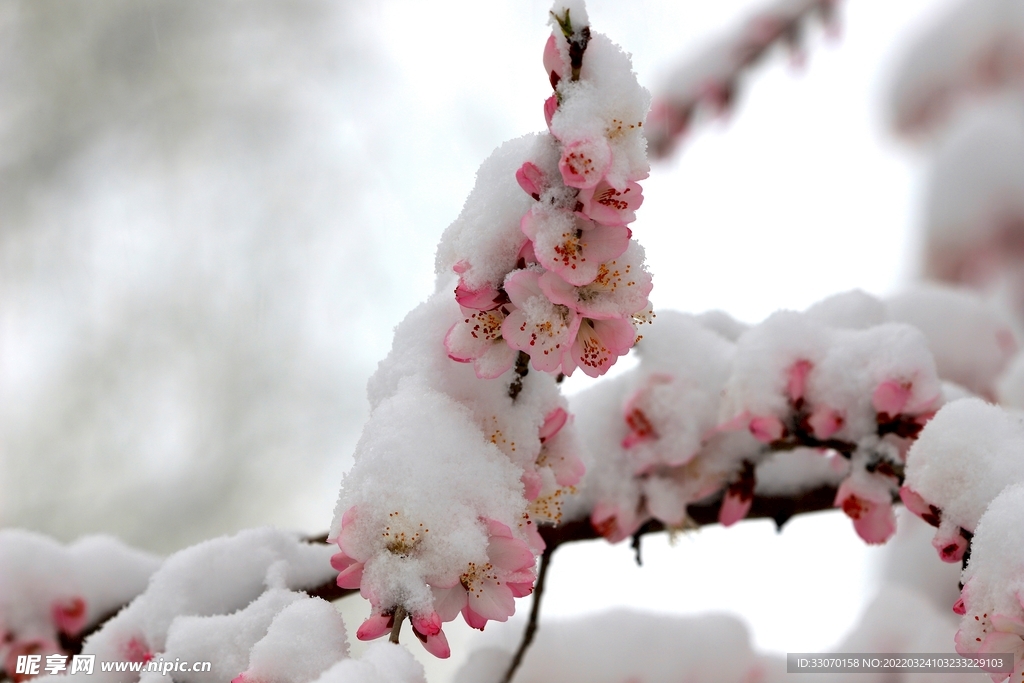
[[957, 483, 1024, 662], [754, 448, 848, 497], [367, 291, 568, 479], [805, 289, 889, 330], [904, 398, 1024, 532], [0, 530, 160, 648], [887, 284, 1018, 398], [887, 0, 1024, 135], [435, 134, 555, 294], [454, 609, 766, 683], [136, 588, 303, 683], [77, 528, 335, 683], [241, 596, 350, 683], [331, 379, 528, 616]]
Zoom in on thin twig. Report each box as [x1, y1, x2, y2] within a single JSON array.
[[508, 351, 530, 401], [500, 546, 555, 683], [389, 605, 407, 644]]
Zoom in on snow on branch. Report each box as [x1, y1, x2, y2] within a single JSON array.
[[646, 0, 839, 159], [887, 0, 1024, 138]]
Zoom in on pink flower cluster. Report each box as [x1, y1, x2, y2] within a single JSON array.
[[445, 11, 653, 380], [587, 315, 943, 546], [2, 597, 86, 682], [332, 512, 537, 659]]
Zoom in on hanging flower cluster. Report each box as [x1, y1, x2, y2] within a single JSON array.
[[444, 2, 653, 380]]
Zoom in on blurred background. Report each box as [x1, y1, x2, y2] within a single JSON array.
[[0, 0, 1006, 679]]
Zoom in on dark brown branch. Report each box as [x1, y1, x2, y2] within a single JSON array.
[[508, 351, 530, 401], [57, 485, 847, 662], [389, 605, 407, 644], [501, 544, 555, 683]]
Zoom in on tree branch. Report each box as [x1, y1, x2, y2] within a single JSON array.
[[500, 545, 555, 683]]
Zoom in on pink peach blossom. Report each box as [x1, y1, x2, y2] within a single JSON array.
[[521, 207, 631, 286], [430, 520, 536, 632], [558, 137, 613, 189], [577, 180, 643, 226], [445, 308, 518, 379], [515, 162, 547, 201], [501, 269, 579, 373], [565, 317, 636, 378], [834, 478, 897, 544], [538, 242, 652, 320], [51, 596, 86, 637], [807, 406, 843, 440]]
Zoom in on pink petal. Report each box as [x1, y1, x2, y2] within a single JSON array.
[[503, 269, 544, 308], [484, 518, 514, 539], [807, 406, 843, 439], [488, 536, 536, 573], [952, 596, 966, 615], [467, 579, 516, 622], [543, 34, 563, 88], [516, 162, 545, 200], [539, 407, 568, 442], [52, 596, 87, 637], [472, 342, 517, 380], [932, 526, 969, 563], [507, 581, 534, 598], [718, 489, 753, 527], [577, 180, 643, 226], [356, 613, 393, 641], [544, 95, 557, 129], [461, 606, 489, 631], [872, 380, 911, 417], [454, 280, 502, 311], [837, 491, 896, 544], [521, 469, 543, 501], [330, 550, 357, 572], [412, 612, 442, 637], [414, 627, 451, 659], [899, 485, 941, 527], [749, 416, 784, 443], [992, 613, 1024, 637], [335, 561, 364, 590], [559, 137, 612, 189], [572, 317, 636, 378], [786, 359, 813, 403], [431, 586, 468, 623]]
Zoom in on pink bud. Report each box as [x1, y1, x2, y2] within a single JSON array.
[[515, 162, 545, 200], [749, 416, 784, 443], [952, 596, 966, 615], [786, 359, 813, 403], [807, 406, 843, 439], [872, 380, 911, 417], [356, 613, 393, 641]]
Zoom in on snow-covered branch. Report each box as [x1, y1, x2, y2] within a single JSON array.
[[646, 0, 839, 159]]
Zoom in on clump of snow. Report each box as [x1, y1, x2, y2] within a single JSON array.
[[647, 0, 837, 157], [888, 285, 1018, 400], [887, 0, 1024, 136], [904, 398, 1024, 533], [76, 528, 335, 683], [0, 530, 160, 669], [954, 482, 1024, 679]]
